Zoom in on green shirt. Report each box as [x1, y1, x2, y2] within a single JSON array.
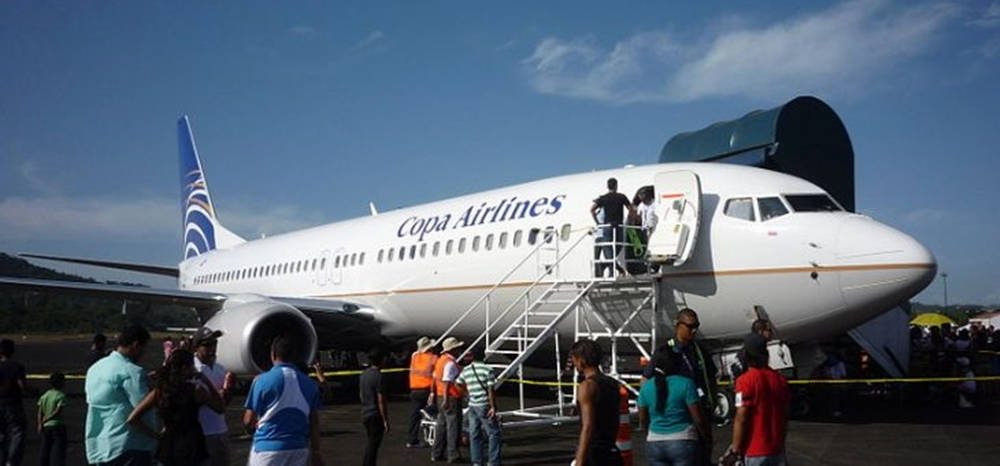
[[456, 361, 496, 407], [37, 389, 67, 427], [84, 351, 159, 464]]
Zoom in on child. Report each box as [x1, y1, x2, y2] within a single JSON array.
[[37, 372, 67, 466]]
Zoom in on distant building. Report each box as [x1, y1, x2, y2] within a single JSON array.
[[969, 310, 1000, 328]]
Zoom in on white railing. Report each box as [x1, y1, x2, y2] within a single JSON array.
[[591, 223, 653, 279], [432, 227, 594, 350]]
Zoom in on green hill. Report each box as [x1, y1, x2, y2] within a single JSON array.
[[0, 252, 197, 333]]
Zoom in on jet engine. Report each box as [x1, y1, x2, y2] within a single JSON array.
[[202, 295, 318, 374]]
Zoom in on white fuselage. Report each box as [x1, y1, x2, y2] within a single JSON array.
[[179, 163, 936, 345]]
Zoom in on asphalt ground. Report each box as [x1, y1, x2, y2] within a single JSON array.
[[14, 336, 1000, 465]]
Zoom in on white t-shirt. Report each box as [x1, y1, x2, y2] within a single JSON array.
[[442, 360, 460, 383], [194, 356, 228, 435], [637, 202, 658, 235]]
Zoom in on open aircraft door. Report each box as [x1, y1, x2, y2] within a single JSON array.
[[648, 170, 701, 266]]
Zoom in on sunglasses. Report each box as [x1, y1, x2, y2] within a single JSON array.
[[678, 321, 700, 330]]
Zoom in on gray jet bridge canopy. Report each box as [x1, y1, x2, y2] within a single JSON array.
[[659, 96, 855, 212]]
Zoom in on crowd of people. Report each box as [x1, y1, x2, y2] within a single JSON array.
[[910, 322, 1000, 408]]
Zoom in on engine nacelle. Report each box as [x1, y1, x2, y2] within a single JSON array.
[[204, 295, 318, 374]]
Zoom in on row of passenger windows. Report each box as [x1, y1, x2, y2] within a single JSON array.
[[191, 224, 575, 285], [192, 250, 365, 286], [376, 224, 572, 263]]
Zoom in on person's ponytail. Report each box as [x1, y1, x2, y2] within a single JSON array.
[[654, 371, 668, 414]]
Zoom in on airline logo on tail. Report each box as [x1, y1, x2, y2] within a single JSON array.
[[178, 116, 218, 259], [177, 116, 247, 261]]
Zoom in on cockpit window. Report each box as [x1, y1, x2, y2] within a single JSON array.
[[784, 194, 842, 212], [724, 198, 755, 221], [758, 197, 789, 221]]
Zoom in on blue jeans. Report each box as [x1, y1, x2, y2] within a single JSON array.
[[467, 405, 501, 466], [646, 439, 698, 466]]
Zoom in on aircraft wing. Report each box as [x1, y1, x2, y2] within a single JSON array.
[[0, 277, 381, 347], [19, 253, 180, 277]]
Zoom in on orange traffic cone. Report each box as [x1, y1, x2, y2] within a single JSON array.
[[616, 386, 633, 466]]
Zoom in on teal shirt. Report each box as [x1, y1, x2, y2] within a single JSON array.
[[637, 375, 700, 434], [84, 351, 159, 463]]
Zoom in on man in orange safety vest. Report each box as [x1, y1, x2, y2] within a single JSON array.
[[407, 336, 437, 448]]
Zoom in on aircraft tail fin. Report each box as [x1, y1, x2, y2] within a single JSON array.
[[177, 115, 245, 260]]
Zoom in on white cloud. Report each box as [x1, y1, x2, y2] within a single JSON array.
[[522, 0, 959, 104], [288, 25, 316, 36], [968, 1, 1000, 28], [0, 196, 324, 242], [17, 160, 59, 195], [522, 32, 680, 104], [496, 40, 517, 52], [355, 30, 385, 49]]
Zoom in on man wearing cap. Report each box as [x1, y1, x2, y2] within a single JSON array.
[[723, 333, 790, 466], [193, 327, 235, 466], [431, 337, 465, 463], [408, 337, 437, 448]]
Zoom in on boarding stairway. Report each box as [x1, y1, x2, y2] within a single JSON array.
[[430, 225, 659, 427]]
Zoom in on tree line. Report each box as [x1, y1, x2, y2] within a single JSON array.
[[0, 253, 198, 333]]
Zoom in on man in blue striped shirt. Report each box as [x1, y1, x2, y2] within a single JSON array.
[[456, 349, 500, 466]]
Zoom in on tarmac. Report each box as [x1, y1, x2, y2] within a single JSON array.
[[15, 336, 1000, 465]]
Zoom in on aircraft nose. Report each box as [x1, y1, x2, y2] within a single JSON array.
[[837, 215, 937, 314]]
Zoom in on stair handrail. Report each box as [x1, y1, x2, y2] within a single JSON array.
[[492, 280, 597, 385], [452, 228, 595, 359], [432, 226, 594, 348]]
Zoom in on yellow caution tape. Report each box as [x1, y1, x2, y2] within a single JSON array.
[[26, 370, 1000, 386], [27, 367, 410, 381]]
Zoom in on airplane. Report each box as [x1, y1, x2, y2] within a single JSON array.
[[1, 116, 937, 377]]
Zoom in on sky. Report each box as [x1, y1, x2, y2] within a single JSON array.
[[1, 0, 998, 305]]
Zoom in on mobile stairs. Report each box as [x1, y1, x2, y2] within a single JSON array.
[[424, 225, 660, 439]]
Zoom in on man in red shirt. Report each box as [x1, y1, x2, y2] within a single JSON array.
[[726, 333, 790, 466]]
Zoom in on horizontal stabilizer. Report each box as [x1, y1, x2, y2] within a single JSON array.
[[19, 253, 179, 277]]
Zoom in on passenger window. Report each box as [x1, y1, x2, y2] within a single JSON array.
[[378, 249, 384, 263], [387, 248, 394, 262], [310, 259, 316, 271], [758, 197, 789, 221], [485, 234, 494, 251], [398, 247, 405, 261], [458, 238, 467, 253], [348, 253, 354, 266], [472, 236, 480, 252], [528, 228, 540, 245], [499, 232, 508, 249], [409, 245, 416, 259], [513, 230, 522, 247], [446, 239, 454, 255], [335, 256, 341, 268], [433, 241, 440, 256], [561, 224, 571, 241], [320, 258, 326, 270], [420, 243, 427, 258], [544, 226, 555, 243], [724, 198, 756, 221]]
